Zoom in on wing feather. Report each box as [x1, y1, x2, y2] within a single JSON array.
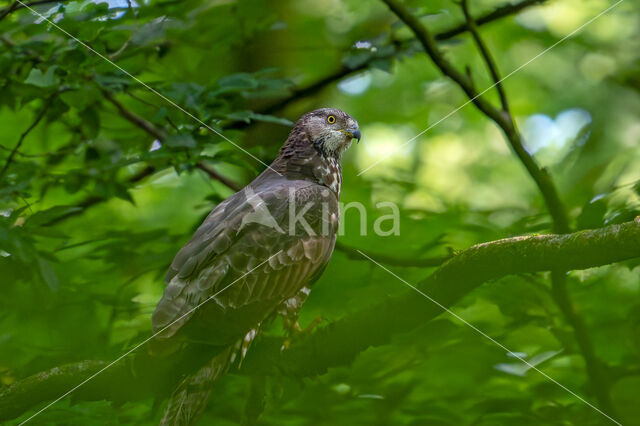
[[151, 179, 338, 346]]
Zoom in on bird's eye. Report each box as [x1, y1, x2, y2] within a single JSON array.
[[327, 115, 336, 124]]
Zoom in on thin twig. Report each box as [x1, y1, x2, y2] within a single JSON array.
[[101, 89, 166, 141], [195, 162, 241, 192], [0, 97, 52, 179], [41, 88, 239, 227], [457, 0, 616, 415], [103, 89, 241, 192], [242, 376, 266, 425], [29, 0, 549, 226], [108, 38, 131, 60], [436, 0, 548, 40], [461, 0, 510, 113], [381, 0, 568, 234], [0, 0, 65, 22], [248, 0, 549, 120], [381, 0, 618, 417], [550, 269, 616, 413], [3, 218, 640, 420], [0, 1, 20, 22], [101, 90, 243, 192], [108, 0, 135, 60]]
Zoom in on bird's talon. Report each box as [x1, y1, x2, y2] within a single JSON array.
[[301, 316, 322, 335], [281, 338, 291, 351]]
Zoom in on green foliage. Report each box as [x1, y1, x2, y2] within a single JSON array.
[[1, 0, 640, 424]]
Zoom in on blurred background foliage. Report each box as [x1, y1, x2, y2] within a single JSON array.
[[1, 0, 640, 424]]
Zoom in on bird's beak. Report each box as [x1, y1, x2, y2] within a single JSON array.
[[344, 126, 361, 143]]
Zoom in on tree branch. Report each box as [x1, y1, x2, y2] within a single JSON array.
[[101, 89, 166, 142], [0, 1, 20, 23], [3, 219, 639, 420], [27, 0, 548, 226], [436, 0, 547, 41], [39, 91, 240, 227], [381, 0, 569, 234], [195, 162, 242, 192], [550, 269, 617, 414], [259, 219, 640, 379], [100, 89, 241, 191], [461, 0, 510, 113], [382, 0, 616, 416], [0, 0, 66, 23], [255, 0, 548, 118], [457, 0, 617, 415], [0, 97, 51, 180]]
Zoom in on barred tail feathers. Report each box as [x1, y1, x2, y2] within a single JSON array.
[[159, 345, 235, 426]]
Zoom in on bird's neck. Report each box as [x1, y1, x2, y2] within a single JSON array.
[[272, 137, 343, 197]]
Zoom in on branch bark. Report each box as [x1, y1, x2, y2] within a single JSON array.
[[40, 90, 240, 226], [26, 0, 548, 226], [254, 0, 548, 119], [458, 0, 617, 416], [436, 0, 547, 40], [102, 89, 166, 142], [2, 219, 639, 420], [461, 0, 510, 112], [381, 0, 616, 417], [195, 162, 242, 192], [382, 0, 568, 233], [260, 219, 640, 378], [101, 90, 241, 191]]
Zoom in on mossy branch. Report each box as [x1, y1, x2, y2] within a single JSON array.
[[2, 219, 639, 421], [379, 0, 622, 417]]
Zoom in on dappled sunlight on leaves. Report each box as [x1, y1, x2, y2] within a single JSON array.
[[1, 0, 640, 423]]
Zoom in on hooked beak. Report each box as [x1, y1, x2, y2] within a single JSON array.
[[344, 126, 361, 143]]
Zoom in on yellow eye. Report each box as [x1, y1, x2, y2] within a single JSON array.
[[327, 115, 336, 124]]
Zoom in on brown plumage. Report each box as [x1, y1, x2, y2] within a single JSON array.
[[152, 108, 360, 425]]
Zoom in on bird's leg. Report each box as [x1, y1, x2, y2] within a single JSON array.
[[296, 315, 323, 335], [279, 286, 321, 350], [234, 324, 260, 368], [279, 286, 310, 336]]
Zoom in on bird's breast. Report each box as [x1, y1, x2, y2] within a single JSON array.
[[313, 156, 342, 197]]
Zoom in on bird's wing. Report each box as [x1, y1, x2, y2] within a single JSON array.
[[151, 179, 338, 344]]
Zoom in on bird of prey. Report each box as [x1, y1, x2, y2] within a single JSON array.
[[151, 108, 360, 425]]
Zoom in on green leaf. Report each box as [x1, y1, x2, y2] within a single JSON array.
[[342, 52, 373, 70], [577, 197, 607, 230], [218, 73, 258, 89], [62, 172, 87, 194], [26, 206, 83, 227], [226, 110, 293, 126], [371, 58, 392, 73], [60, 87, 100, 110], [494, 350, 561, 377], [113, 182, 135, 204], [24, 67, 60, 88], [212, 73, 259, 95], [165, 133, 197, 148], [38, 257, 59, 291], [80, 106, 101, 138]]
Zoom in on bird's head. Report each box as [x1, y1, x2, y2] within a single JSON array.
[[296, 108, 360, 158]]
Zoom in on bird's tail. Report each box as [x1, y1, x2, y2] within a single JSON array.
[[159, 345, 236, 426]]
